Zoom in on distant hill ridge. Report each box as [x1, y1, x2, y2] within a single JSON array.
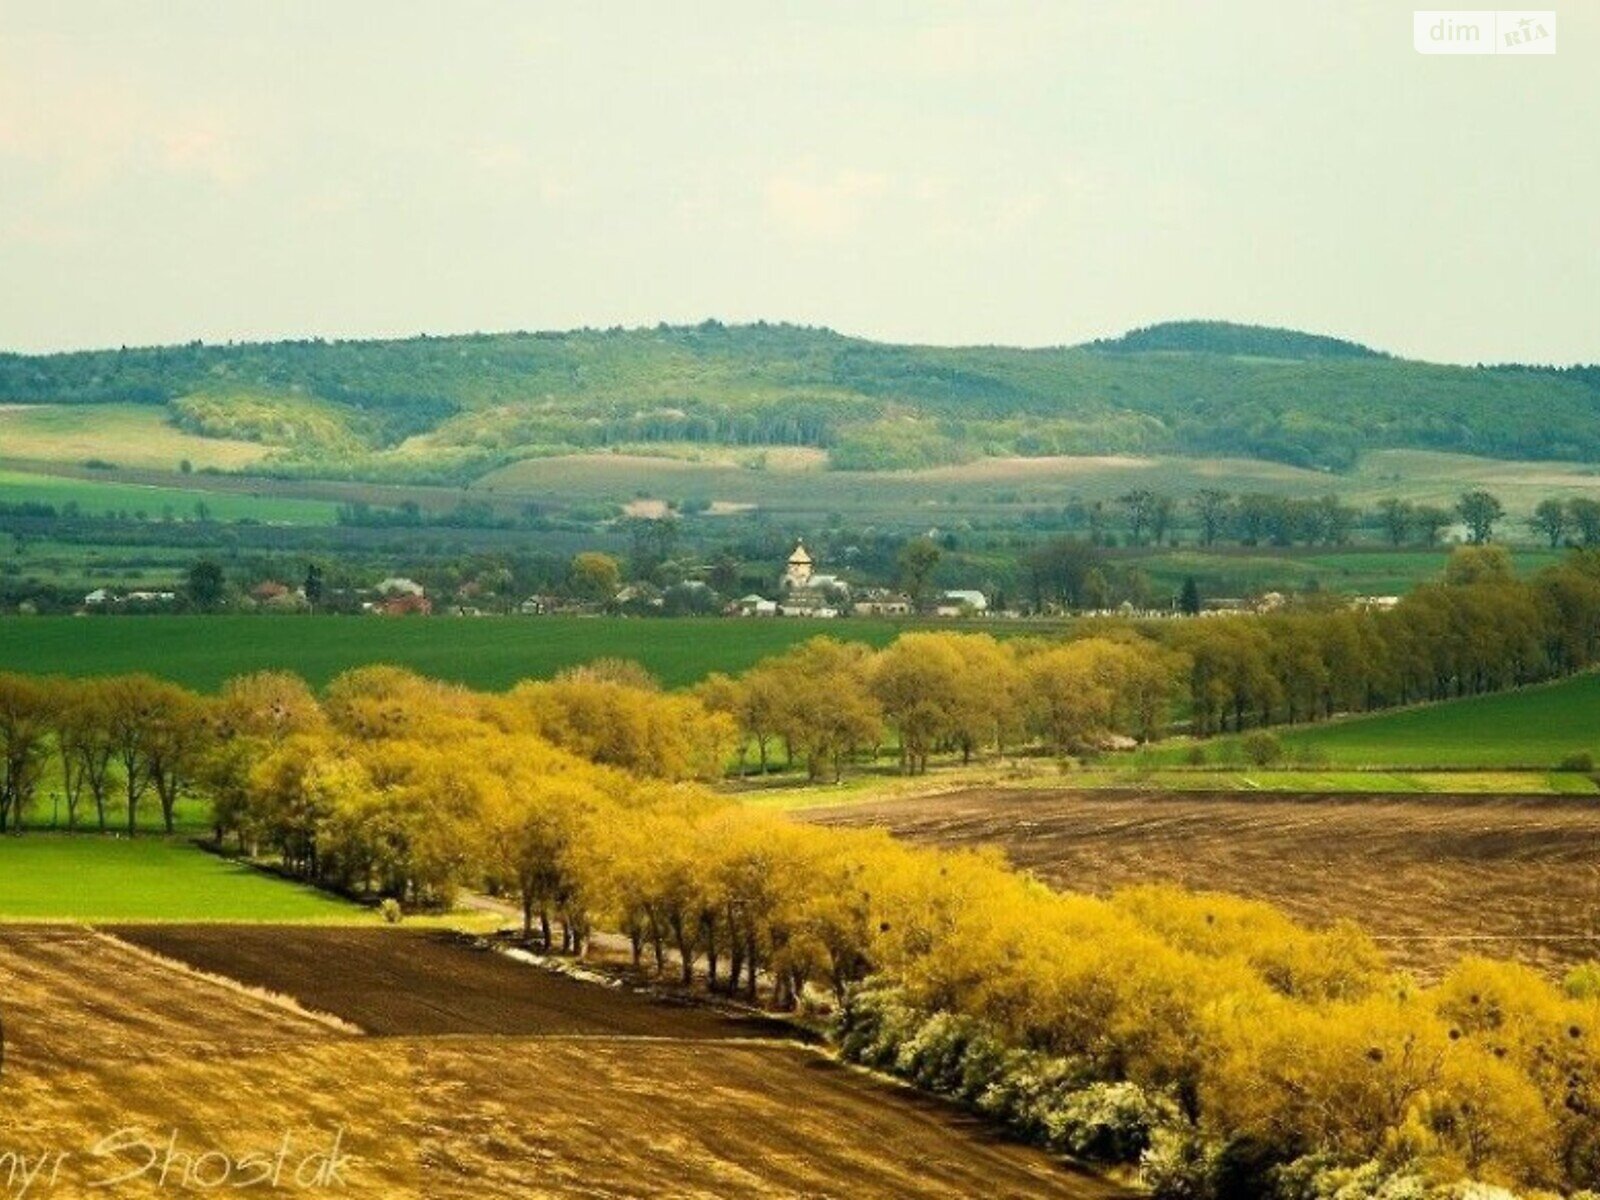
[[0, 320, 1595, 481], [1084, 320, 1386, 360]]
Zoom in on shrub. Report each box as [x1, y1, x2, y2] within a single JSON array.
[[1564, 962, 1600, 1000], [1272, 1155, 1429, 1200], [1560, 750, 1595, 773], [1042, 1081, 1179, 1162], [379, 898, 404, 924], [1140, 1127, 1222, 1200], [1185, 743, 1208, 766], [1241, 730, 1283, 767]]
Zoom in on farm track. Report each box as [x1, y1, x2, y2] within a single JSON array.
[[0, 925, 1123, 1198], [804, 788, 1600, 976]]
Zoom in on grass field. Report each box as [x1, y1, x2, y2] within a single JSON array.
[[0, 614, 904, 690], [1132, 671, 1600, 769], [0, 925, 1118, 1198], [0, 836, 358, 921], [0, 402, 271, 470], [474, 447, 1600, 523], [0, 467, 339, 524], [807, 787, 1600, 977]]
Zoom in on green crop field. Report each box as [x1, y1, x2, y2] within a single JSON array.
[[0, 836, 358, 922], [1135, 671, 1600, 770], [0, 614, 905, 691], [0, 467, 340, 524]]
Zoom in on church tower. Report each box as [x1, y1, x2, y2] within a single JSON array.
[[782, 541, 814, 590]]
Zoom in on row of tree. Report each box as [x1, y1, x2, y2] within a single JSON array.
[[683, 546, 1600, 770]]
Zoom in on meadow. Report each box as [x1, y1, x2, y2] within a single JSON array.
[[0, 836, 357, 921], [0, 614, 903, 690], [0, 402, 269, 470]]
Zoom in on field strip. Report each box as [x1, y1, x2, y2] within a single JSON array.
[[90, 926, 366, 1035]]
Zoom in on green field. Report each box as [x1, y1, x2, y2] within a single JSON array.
[[0, 467, 339, 524], [1137, 672, 1600, 770], [0, 836, 358, 921], [0, 615, 904, 691]]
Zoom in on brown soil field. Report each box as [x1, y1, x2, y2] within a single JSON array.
[[0, 926, 1122, 1199], [109, 925, 789, 1039], [805, 789, 1600, 977]]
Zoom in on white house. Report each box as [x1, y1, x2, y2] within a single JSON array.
[[939, 589, 988, 614], [735, 594, 778, 617], [375, 577, 426, 597]]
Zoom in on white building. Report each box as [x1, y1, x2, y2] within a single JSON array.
[[938, 589, 989, 615]]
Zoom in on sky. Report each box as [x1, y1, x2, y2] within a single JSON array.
[[0, 1, 1595, 363]]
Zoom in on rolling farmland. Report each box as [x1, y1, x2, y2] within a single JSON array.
[[0, 925, 1124, 1199]]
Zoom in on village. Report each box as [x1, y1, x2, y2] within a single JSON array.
[[72, 538, 1402, 621]]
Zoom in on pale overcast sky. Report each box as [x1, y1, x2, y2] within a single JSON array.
[[0, 1, 1595, 362]]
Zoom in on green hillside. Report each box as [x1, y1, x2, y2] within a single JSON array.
[[1, 321, 1596, 484]]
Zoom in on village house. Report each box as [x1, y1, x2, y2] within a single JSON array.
[[936, 589, 989, 617], [853, 589, 912, 617], [732, 594, 778, 617]]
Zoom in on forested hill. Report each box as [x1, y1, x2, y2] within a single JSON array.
[[0, 320, 1595, 480], [1084, 320, 1385, 360]]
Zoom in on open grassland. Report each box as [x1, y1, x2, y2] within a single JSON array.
[[475, 447, 1600, 522], [0, 403, 270, 470], [0, 837, 359, 922], [806, 788, 1600, 977], [0, 925, 1118, 1199], [1135, 671, 1600, 769], [0, 467, 339, 524], [0, 615, 903, 691]]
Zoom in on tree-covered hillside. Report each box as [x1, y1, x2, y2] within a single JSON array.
[[0, 320, 1595, 481]]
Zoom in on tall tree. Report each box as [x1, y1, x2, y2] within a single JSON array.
[[186, 558, 227, 610], [1376, 498, 1414, 547], [1457, 490, 1505, 544], [1530, 498, 1570, 548], [896, 537, 942, 607], [1191, 489, 1233, 547]]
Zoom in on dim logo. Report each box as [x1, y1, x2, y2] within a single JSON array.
[[1414, 10, 1556, 53]]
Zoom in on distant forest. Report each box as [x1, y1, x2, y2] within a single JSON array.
[[1, 320, 1596, 482]]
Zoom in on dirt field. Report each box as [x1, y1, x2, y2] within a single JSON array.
[[805, 789, 1600, 977], [109, 926, 788, 1039], [0, 926, 1123, 1199]]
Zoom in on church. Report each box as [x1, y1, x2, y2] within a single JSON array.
[[778, 541, 847, 615]]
